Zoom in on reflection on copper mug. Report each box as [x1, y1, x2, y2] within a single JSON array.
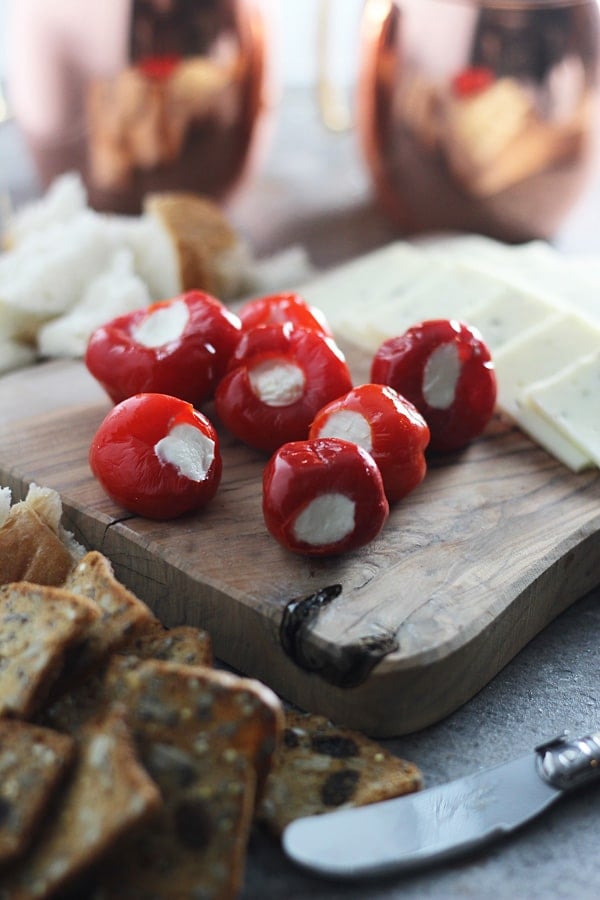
[[8, 0, 274, 213], [354, 0, 600, 241]]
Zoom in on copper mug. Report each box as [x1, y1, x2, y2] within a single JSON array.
[[323, 0, 600, 242], [7, 0, 274, 214]]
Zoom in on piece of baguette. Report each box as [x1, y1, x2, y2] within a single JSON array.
[[0, 484, 85, 587], [143, 190, 254, 300]]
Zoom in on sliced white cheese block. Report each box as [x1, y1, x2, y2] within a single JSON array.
[[523, 351, 600, 467], [296, 234, 599, 471], [493, 312, 600, 470], [332, 259, 510, 350], [428, 236, 600, 325]]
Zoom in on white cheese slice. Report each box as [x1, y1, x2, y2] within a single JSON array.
[[494, 312, 600, 411], [451, 279, 561, 353], [334, 260, 509, 350], [522, 351, 600, 467], [493, 312, 600, 470], [292, 493, 356, 545], [429, 237, 600, 326], [300, 242, 428, 317]]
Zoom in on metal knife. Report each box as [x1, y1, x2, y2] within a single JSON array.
[[283, 730, 600, 879]]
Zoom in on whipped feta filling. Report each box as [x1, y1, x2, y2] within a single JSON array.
[[314, 410, 372, 452], [292, 493, 355, 545], [154, 423, 215, 481], [132, 298, 189, 348], [248, 359, 306, 407], [422, 342, 461, 409]]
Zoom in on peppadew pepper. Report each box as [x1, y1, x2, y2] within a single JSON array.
[[371, 319, 497, 453], [89, 393, 222, 520], [85, 290, 242, 407], [215, 323, 353, 453], [262, 437, 389, 556], [309, 383, 430, 502], [237, 291, 333, 336]]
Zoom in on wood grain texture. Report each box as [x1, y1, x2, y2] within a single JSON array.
[[0, 356, 598, 737]]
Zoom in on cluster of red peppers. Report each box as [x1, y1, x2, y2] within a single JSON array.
[[87, 289, 496, 557]]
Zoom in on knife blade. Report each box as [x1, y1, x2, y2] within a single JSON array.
[[282, 730, 600, 879]]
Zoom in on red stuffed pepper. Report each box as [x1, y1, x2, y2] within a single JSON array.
[[371, 319, 497, 453], [309, 383, 430, 502], [89, 393, 222, 520], [215, 322, 353, 453], [85, 290, 242, 407], [262, 437, 389, 556], [237, 291, 332, 336]]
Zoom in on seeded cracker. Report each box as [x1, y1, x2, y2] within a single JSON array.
[[119, 621, 213, 668], [0, 720, 75, 866], [59, 550, 158, 679], [0, 710, 162, 899], [257, 710, 423, 836], [0, 582, 99, 719], [41, 622, 213, 736], [91, 657, 284, 899]]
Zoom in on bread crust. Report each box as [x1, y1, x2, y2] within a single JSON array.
[[145, 191, 249, 299], [0, 505, 74, 587]]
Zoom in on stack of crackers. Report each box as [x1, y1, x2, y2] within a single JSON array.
[[0, 484, 422, 898]]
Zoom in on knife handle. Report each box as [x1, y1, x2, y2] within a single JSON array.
[[536, 732, 600, 792]]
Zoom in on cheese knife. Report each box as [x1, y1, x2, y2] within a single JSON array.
[[282, 730, 600, 879]]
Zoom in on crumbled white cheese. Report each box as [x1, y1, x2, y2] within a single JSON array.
[[131, 297, 189, 348], [422, 342, 461, 409], [314, 410, 372, 452], [292, 493, 355, 545], [248, 359, 306, 407], [154, 423, 215, 481]]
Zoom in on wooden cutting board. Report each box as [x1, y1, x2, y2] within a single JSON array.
[[1, 348, 599, 738]]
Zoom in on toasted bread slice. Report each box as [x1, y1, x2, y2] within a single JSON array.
[[0, 720, 75, 866], [257, 710, 422, 835]]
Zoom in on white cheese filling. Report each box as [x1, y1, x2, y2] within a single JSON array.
[[422, 342, 461, 409], [314, 410, 372, 453], [248, 359, 306, 407], [131, 298, 190, 348], [154, 423, 215, 482], [292, 493, 355, 545]]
